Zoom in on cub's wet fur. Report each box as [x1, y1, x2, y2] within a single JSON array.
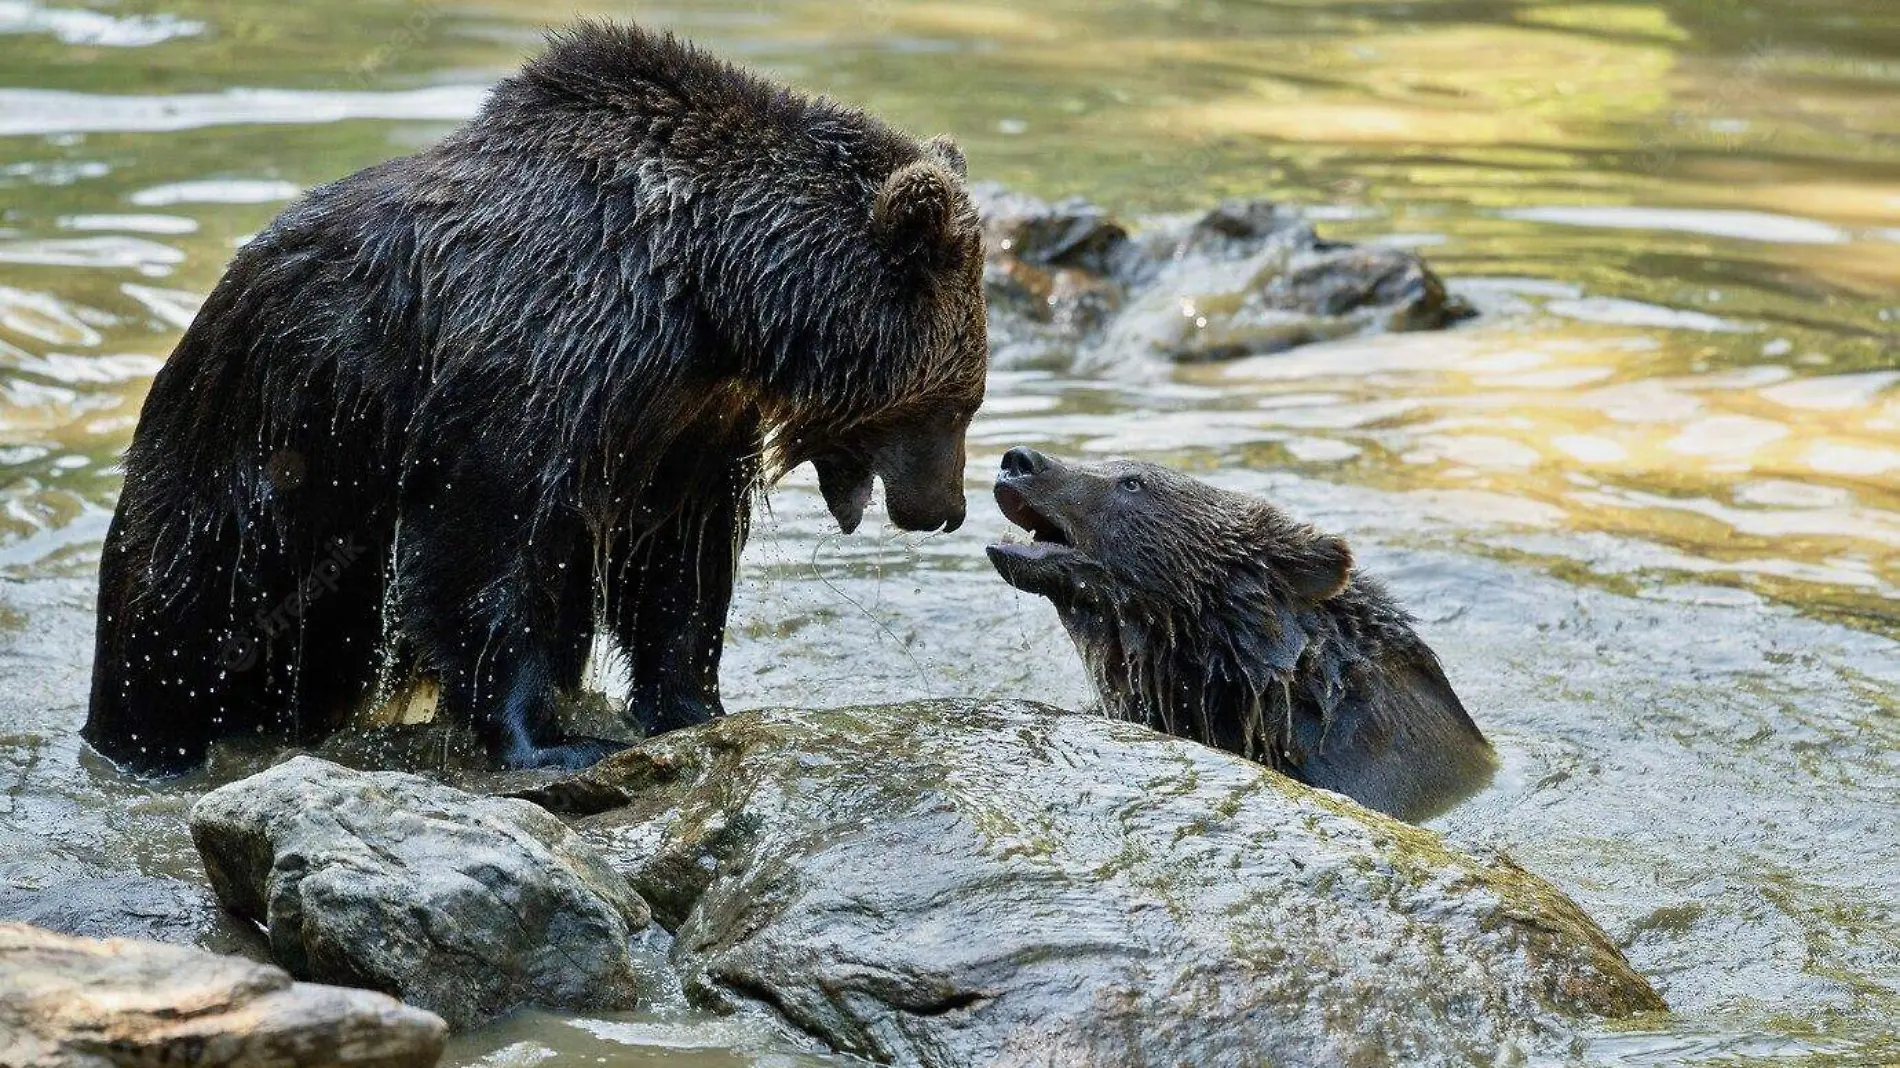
[[986, 448, 1494, 821]]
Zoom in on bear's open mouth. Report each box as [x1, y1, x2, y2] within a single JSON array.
[[988, 478, 1094, 597], [991, 482, 1075, 556]]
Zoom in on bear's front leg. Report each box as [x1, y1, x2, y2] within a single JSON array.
[[395, 463, 626, 770], [448, 646, 626, 770], [611, 464, 754, 738]]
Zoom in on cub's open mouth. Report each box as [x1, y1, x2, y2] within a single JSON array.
[[989, 481, 1076, 560], [987, 474, 1095, 598]]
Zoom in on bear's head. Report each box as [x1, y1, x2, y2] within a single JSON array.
[[985, 449, 1496, 822], [743, 134, 987, 535], [985, 447, 1353, 622], [505, 26, 986, 533]]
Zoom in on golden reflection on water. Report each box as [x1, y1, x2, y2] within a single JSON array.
[[1, 2, 1897, 639], [0, 0, 1897, 611], [2, 0, 1895, 633], [1188, 318, 1900, 622]]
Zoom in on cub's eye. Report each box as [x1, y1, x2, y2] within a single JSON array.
[[1119, 476, 1144, 493]]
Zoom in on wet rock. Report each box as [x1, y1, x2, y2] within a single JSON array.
[[190, 756, 661, 1031], [0, 870, 238, 950], [0, 921, 445, 1067], [978, 189, 1132, 342], [526, 700, 1662, 1068], [976, 185, 1472, 366]]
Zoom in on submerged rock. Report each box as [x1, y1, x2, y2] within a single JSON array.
[[0, 921, 445, 1067], [526, 700, 1662, 1068], [190, 756, 661, 1031], [977, 185, 1472, 366], [0, 870, 236, 950]]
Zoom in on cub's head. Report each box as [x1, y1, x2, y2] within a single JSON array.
[[985, 448, 1353, 620], [986, 448, 1497, 822], [765, 135, 987, 535]]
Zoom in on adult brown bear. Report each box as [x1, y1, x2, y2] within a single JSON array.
[[987, 449, 1494, 821], [87, 23, 987, 773]]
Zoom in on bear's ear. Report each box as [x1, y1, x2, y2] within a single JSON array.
[[1275, 532, 1353, 604], [923, 134, 967, 179], [873, 159, 964, 266]]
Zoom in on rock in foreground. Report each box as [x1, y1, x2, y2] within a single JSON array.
[[529, 700, 1662, 1068], [978, 187, 1473, 366], [191, 756, 660, 1030], [0, 921, 445, 1068]]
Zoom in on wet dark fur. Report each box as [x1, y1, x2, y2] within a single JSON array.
[[87, 23, 988, 774], [987, 449, 1494, 820]]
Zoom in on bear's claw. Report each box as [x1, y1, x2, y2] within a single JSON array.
[[502, 736, 631, 771]]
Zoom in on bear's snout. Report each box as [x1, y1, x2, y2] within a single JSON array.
[[1000, 446, 1050, 479], [869, 427, 969, 533], [886, 490, 966, 533]]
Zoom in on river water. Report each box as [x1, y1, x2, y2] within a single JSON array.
[[1, 1, 1896, 1064]]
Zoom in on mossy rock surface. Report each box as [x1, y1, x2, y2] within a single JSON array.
[[529, 699, 1662, 1068]]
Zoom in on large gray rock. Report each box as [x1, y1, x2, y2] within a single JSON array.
[[977, 186, 1472, 366], [526, 700, 1662, 1068], [190, 756, 661, 1030], [0, 921, 445, 1067]]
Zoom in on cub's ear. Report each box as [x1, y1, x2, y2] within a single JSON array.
[[1278, 532, 1353, 603], [923, 134, 967, 179], [873, 159, 965, 266]]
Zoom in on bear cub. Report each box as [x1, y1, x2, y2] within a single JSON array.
[[987, 448, 1494, 821]]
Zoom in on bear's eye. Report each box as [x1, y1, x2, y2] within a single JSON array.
[[1119, 475, 1144, 493]]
